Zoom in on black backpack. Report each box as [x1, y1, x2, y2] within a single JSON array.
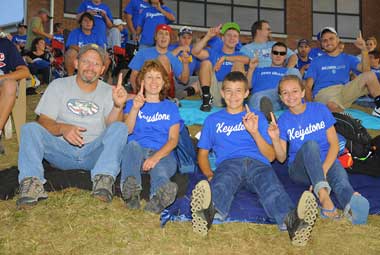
[[332, 112, 372, 158], [346, 135, 380, 176]]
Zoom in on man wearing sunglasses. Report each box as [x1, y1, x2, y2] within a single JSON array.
[[247, 42, 301, 120]]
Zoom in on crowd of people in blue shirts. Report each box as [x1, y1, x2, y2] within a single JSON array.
[[1, 0, 380, 248]]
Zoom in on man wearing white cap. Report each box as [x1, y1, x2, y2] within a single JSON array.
[[107, 19, 127, 49], [305, 27, 380, 117]]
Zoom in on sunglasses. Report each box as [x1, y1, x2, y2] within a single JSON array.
[[272, 50, 287, 56]]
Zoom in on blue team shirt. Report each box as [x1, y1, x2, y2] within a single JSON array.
[[123, 0, 150, 30], [124, 99, 181, 150], [304, 53, 360, 97], [77, 1, 113, 42], [296, 56, 312, 70], [169, 43, 199, 76], [251, 67, 301, 93], [66, 28, 106, 49], [240, 41, 295, 67], [137, 5, 175, 46], [198, 108, 272, 166], [278, 102, 336, 164], [208, 48, 243, 82], [45, 34, 65, 45], [120, 29, 129, 48], [12, 34, 27, 46], [0, 38, 26, 74], [128, 47, 183, 78]]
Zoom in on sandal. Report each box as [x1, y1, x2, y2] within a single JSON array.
[[344, 194, 369, 225], [320, 206, 341, 220]]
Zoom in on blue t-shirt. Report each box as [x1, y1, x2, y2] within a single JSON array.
[[208, 48, 243, 82], [123, 99, 181, 150], [169, 44, 199, 76], [198, 108, 272, 167], [278, 102, 336, 164], [240, 41, 295, 67], [137, 5, 175, 46], [308, 47, 326, 60], [296, 56, 312, 70], [128, 47, 183, 78], [45, 34, 65, 46], [66, 28, 106, 49], [12, 34, 27, 46], [123, 0, 150, 30], [120, 29, 129, 48], [0, 38, 26, 74], [77, 0, 113, 42], [251, 66, 301, 93], [304, 53, 360, 97]]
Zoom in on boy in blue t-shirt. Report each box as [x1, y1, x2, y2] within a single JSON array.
[[192, 22, 248, 112], [304, 27, 380, 117], [191, 71, 318, 246], [12, 23, 28, 54], [123, 0, 150, 41]]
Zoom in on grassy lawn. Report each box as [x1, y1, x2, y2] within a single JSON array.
[[0, 90, 379, 254]]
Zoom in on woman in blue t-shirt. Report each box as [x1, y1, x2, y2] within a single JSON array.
[[121, 60, 180, 214], [268, 75, 370, 225]]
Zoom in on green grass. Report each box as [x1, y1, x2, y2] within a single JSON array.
[[1, 90, 380, 254]]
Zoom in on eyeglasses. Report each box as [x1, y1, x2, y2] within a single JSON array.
[[272, 50, 287, 56], [79, 59, 102, 68]]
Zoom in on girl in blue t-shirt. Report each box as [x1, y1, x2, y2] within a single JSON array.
[[268, 75, 370, 225], [121, 60, 180, 214]]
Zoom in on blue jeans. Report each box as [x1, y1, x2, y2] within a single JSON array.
[[120, 140, 177, 196], [248, 88, 284, 112], [289, 141, 354, 208], [210, 157, 294, 225], [18, 122, 128, 183]]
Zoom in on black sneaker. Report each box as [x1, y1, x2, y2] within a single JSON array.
[[285, 191, 318, 246], [121, 176, 142, 209], [190, 180, 216, 236], [144, 182, 178, 214], [92, 174, 115, 203], [200, 94, 213, 112], [260, 96, 273, 121]]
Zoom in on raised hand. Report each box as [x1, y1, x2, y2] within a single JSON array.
[[112, 73, 128, 108], [267, 112, 280, 140], [132, 83, 145, 110], [354, 30, 367, 51], [206, 24, 222, 39], [248, 55, 259, 70], [62, 125, 87, 147], [242, 104, 259, 134]]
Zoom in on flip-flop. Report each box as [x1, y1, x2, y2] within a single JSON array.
[[320, 206, 341, 220], [344, 194, 370, 225]]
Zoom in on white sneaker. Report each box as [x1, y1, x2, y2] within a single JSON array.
[[372, 106, 380, 117]]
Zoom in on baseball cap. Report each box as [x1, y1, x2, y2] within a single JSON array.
[[179, 26, 192, 36], [38, 8, 52, 19], [297, 39, 310, 47], [220, 22, 240, 35], [320, 27, 338, 37], [155, 24, 173, 34], [113, 19, 126, 26], [17, 23, 27, 28], [77, 44, 106, 64]]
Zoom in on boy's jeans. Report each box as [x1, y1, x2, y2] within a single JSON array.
[[121, 140, 177, 196], [18, 122, 128, 183], [211, 157, 294, 225], [288, 140, 354, 208]]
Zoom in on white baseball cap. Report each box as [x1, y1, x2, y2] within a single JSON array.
[[113, 19, 126, 26]]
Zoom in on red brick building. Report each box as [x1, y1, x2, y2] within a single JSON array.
[[24, 0, 380, 53]]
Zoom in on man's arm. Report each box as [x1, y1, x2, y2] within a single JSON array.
[[286, 53, 298, 68], [191, 25, 222, 60], [305, 77, 314, 102], [0, 65, 30, 81]]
